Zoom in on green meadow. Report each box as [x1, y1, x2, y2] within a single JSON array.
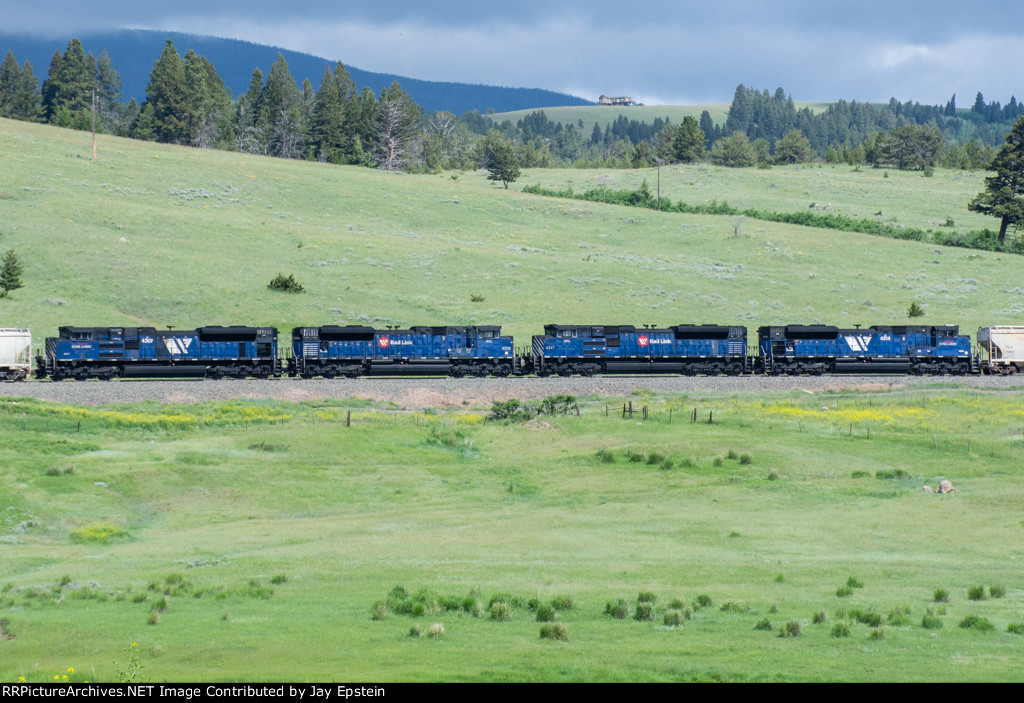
[[1, 118, 1023, 682], [2, 391, 1023, 682], [1, 117, 1021, 349]]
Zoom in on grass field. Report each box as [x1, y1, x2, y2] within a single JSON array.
[[0, 117, 1020, 350], [2, 119, 1023, 682], [2, 390, 1023, 682]]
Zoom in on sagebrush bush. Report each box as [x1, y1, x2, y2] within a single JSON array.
[[267, 273, 304, 293]]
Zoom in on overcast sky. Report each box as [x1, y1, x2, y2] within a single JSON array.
[[6, 1, 1023, 106]]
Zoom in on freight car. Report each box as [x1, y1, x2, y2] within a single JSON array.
[[530, 324, 750, 376], [757, 324, 976, 375], [289, 325, 518, 378], [977, 326, 1024, 374], [0, 328, 32, 381], [37, 325, 279, 380]]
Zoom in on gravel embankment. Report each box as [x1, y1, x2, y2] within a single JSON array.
[[1, 375, 1021, 408]]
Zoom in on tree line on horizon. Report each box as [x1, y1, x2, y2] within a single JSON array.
[[0, 38, 1021, 175]]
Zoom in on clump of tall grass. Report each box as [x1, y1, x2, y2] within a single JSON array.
[[664, 610, 685, 626], [869, 627, 885, 640], [605, 599, 629, 619], [429, 623, 444, 639], [831, 622, 850, 637], [694, 594, 713, 609], [779, 621, 802, 638], [490, 602, 512, 621], [637, 591, 657, 604], [921, 614, 943, 629], [933, 588, 950, 603], [967, 585, 987, 601], [596, 449, 615, 463], [754, 617, 773, 631], [812, 610, 827, 624], [958, 615, 994, 631], [550, 595, 574, 611], [1006, 622, 1024, 635], [887, 605, 912, 626], [849, 609, 882, 627], [634, 602, 654, 621], [371, 601, 389, 620], [536, 604, 557, 622], [539, 623, 568, 641], [989, 585, 1005, 598]]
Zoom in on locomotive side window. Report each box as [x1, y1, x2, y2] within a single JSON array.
[[558, 329, 577, 338]]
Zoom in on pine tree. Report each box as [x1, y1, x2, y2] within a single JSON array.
[[483, 130, 521, 188], [671, 116, 705, 163], [41, 39, 94, 126], [140, 40, 188, 144], [0, 249, 25, 298], [94, 50, 123, 134], [969, 115, 1024, 246], [258, 54, 304, 158], [0, 51, 20, 117]]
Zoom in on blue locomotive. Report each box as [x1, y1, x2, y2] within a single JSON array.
[[289, 325, 517, 378], [38, 325, 279, 380], [757, 324, 976, 375], [530, 324, 750, 376]]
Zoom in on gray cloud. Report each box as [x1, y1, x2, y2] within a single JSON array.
[[6, 1, 1023, 105]]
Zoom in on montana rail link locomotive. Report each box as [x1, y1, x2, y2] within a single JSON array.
[[14, 322, 1023, 381]]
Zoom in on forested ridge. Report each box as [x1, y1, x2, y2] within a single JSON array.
[[1, 34, 1020, 176]]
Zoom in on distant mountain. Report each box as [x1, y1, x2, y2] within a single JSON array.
[[0, 29, 592, 115]]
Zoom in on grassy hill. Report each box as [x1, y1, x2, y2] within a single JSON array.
[[492, 102, 834, 129], [2, 120, 1024, 682], [0, 117, 1019, 350]]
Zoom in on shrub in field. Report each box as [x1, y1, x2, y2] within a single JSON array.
[[409, 624, 421, 637], [540, 623, 568, 641], [371, 601, 389, 620], [846, 576, 864, 589], [958, 615, 994, 631], [967, 586, 987, 601], [664, 610, 684, 626], [267, 273, 304, 293], [429, 623, 444, 639], [933, 588, 950, 603], [831, 622, 850, 637], [605, 599, 629, 619], [850, 609, 882, 627], [887, 605, 911, 626], [550, 595, 574, 611], [720, 601, 746, 613], [726, 450, 739, 461], [646, 452, 665, 465], [695, 594, 713, 609], [667, 597, 685, 610], [779, 621, 802, 638], [851, 470, 871, 479], [634, 602, 654, 621], [270, 574, 287, 585], [836, 585, 853, 598], [637, 591, 657, 604], [989, 585, 1005, 598], [1007, 623, 1024, 635], [536, 604, 557, 622], [813, 610, 828, 624], [921, 614, 943, 629], [490, 602, 512, 621], [739, 454, 753, 465], [754, 617, 773, 631], [870, 627, 885, 640], [597, 449, 615, 463], [626, 449, 646, 463]]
